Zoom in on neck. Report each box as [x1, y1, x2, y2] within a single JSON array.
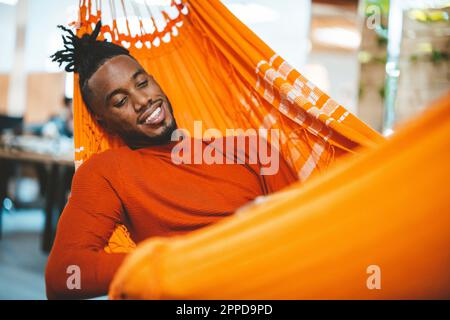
[[125, 137, 178, 150]]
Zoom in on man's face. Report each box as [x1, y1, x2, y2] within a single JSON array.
[[87, 55, 177, 148]]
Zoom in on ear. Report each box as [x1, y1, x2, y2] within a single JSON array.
[[93, 113, 103, 122], [93, 113, 104, 126]]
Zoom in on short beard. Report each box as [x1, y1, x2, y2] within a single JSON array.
[[144, 118, 178, 146], [126, 100, 178, 149]]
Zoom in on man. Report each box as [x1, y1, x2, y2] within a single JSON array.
[[45, 22, 297, 299]]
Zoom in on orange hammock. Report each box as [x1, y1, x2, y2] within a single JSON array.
[[74, 0, 384, 253], [72, 0, 449, 299], [109, 93, 450, 299], [74, 0, 412, 296], [74, 0, 382, 170]]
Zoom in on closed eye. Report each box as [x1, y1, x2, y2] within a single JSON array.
[[114, 96, 128, 108], [137, 80, 148, 88]]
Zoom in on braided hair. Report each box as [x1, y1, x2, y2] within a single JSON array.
[[51, 21, 131, 112]]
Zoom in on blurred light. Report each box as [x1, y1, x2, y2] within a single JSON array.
[[2, 198, 13, 211], [0, 0, 18, 6], [386, 61, 400, 77], [226, 3, 280, 24], [65, 4, 79, 25], [417, 42, 433, 53], [42, 122, 60, 138], [303, 64, 330, 92], [16, 178, 39, 204], [383, 128, 395, 137], [65, 73, 74, 99], [132, 0, 171, 5], [358, 51, 372, 64], [46, 29, 67, 72], [306, 39, 312, 54], [313, 27, 361, 50]]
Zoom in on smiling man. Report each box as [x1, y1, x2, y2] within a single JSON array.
[[45, 22, 297, 299], [88, 56, 176, 148]]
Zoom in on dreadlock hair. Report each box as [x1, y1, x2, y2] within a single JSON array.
[[51, 21, 131, 113]]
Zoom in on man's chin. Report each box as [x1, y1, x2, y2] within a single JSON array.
[[129, 119, 177, 148]]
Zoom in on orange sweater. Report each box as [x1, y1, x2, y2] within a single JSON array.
[[45, 137, 297, 299]]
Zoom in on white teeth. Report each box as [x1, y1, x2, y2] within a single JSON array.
[[145, 107, 162, 123]]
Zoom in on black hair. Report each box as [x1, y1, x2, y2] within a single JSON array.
[[51, 21, 131, 113]]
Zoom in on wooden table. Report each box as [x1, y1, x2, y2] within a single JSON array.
[[0, 146, 74, 253]]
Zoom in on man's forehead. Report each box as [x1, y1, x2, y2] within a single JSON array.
[[96, 56, 141, 80], [89, 55, 143, 93]]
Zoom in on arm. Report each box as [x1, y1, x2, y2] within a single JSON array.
[[45, 156, 127, 299]]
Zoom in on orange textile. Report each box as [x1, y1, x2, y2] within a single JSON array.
[[72, 0, 383, 254], [46, 137, 297, 299], [73, 0, 383, 174], [109, 93, 450, 300]]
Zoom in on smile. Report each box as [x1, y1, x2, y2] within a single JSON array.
[[145, 106, 163, 124], [139, 100, 166, 126]]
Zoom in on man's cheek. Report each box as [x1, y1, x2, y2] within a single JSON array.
[[110, 119, 132, 134]]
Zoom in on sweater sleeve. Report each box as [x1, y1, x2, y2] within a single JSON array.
[[45, 154, 127, 300]]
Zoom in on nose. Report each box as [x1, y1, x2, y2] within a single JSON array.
[[132, 91, 152, 113]]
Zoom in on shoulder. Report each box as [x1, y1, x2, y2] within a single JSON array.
[[74, 147, 125, 180]]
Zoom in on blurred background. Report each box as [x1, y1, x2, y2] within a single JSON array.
[[0, 0, 449, 299]]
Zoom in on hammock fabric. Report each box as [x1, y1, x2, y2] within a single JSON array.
[[71, 0, 450, 299], [73, 0, 383, 253], [74, 0, 382, 170], [109, 92, 450, 299]]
